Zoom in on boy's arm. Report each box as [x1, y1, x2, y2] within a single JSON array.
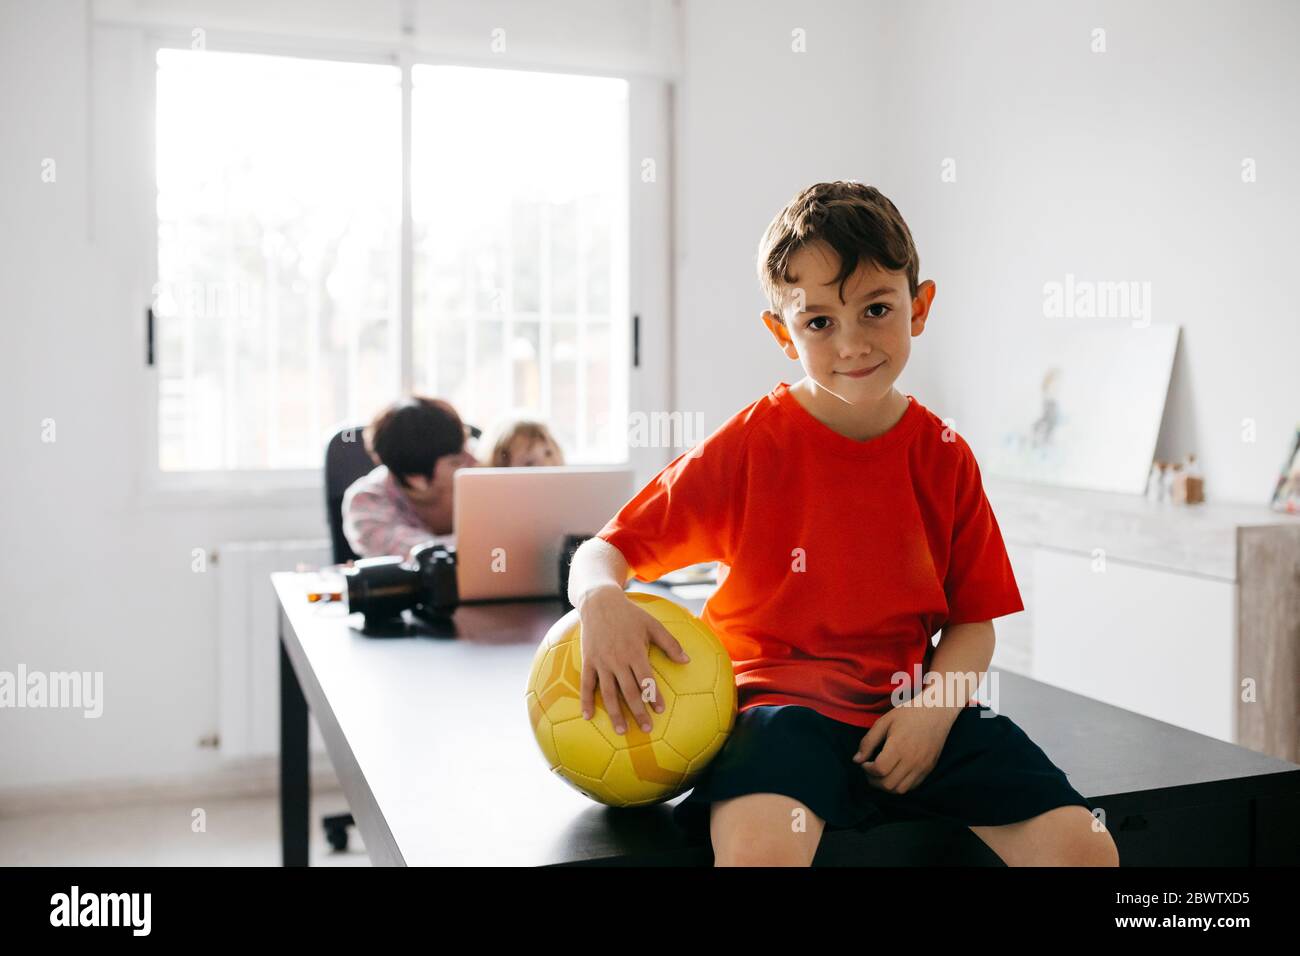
[[943, 440, 1024, 625], [567, 536, 636, 611], [918, 620, 995, 723], [918, 440, 1018, 719]]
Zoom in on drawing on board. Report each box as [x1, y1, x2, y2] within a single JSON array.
[[987, 319, 1180, 495]]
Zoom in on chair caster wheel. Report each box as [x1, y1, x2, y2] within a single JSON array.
[[324, 818, 351, 851]]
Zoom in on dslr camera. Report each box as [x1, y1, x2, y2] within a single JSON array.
[[342, 541, 459, 629]]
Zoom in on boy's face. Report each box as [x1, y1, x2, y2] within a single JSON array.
[[761, 242, 935, 406]]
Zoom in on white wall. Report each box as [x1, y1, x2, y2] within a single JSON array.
[[0, 1, 328, 792], [673, 0, 1300, 504], [870, 0, 1300, 503], [671, 0, 898, 427]]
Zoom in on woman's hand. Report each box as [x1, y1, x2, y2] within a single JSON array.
[[852, 696, 960, 794]]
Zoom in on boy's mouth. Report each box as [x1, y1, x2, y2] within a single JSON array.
[[837, 361, 885, 379]]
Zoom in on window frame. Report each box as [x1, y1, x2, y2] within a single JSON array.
[[133, 27, 670, 505]]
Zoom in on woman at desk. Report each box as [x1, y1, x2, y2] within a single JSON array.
[[342, 396, 479, 558]]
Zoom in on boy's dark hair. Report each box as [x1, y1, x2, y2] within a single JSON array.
[[364, 396, 465, 488], [757, 181, 920, 321]]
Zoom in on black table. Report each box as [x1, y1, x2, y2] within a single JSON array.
[[275, 573, 1300, 866]]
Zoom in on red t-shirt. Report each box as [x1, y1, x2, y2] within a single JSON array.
[[596, 381, 1024, 729]]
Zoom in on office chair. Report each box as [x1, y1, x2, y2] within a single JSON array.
[[319, 420, 482, 851]]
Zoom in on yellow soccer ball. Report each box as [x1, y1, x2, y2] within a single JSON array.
[[524, 591, 736, 808]]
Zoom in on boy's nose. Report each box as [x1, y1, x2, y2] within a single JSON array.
[[838, 327, 873, 353]]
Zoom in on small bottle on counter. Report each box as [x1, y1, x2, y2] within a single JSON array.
[[1171, 462, 1189, 503], [1149, 460, 1171, 502], [1182, 453, 1205, 504], [1145, 460, 1162, 500]]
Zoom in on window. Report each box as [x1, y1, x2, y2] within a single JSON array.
[[154, 50, 630, 475], [411, 66, 629, 463], [155, 49, 400, 471]]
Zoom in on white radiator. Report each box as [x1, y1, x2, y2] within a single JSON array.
[[217, 539, 331, 758]]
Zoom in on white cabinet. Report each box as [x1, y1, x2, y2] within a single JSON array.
[[1030, 549, 1236, 742], [984, 476, 1300, 763]]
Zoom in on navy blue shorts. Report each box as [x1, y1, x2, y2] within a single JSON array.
[[672, 702, 1095, 837]]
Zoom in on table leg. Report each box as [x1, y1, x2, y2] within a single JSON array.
[[280, 618, 309, 867]]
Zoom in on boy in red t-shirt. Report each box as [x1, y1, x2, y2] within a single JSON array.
[[566, 181, 1118, 867]]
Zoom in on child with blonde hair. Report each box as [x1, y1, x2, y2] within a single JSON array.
[[479, 416, 566, 467]]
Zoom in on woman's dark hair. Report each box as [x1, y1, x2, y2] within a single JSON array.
[[364, 396, 465, 488]]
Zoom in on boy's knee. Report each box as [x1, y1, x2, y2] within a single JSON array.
[[1072, 827, 1120, 867], [713, 838, 815, 867], [973, 805, 1120, 866], [1047, 807, 1120, 866], [709, 793, 824, 867]]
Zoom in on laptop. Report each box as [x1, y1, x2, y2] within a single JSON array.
[[452, 465, 636, 602]]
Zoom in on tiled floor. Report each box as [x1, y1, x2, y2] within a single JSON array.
[[0, 789, 370, 866]]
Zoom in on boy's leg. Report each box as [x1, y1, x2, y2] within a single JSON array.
[[969, 805, 1119, 867], [710, 792, 827, 867]]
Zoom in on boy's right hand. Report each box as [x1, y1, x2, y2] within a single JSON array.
[[576, 585, 691, 735]]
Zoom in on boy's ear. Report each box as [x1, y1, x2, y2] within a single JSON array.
[[761, 310, 799, 359], [910, 280, 937, 336]]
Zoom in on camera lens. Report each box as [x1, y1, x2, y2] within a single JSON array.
[[344, 557, 421, 622]]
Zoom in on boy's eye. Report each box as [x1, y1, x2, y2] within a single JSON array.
[[806, 304, 889, 330]]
